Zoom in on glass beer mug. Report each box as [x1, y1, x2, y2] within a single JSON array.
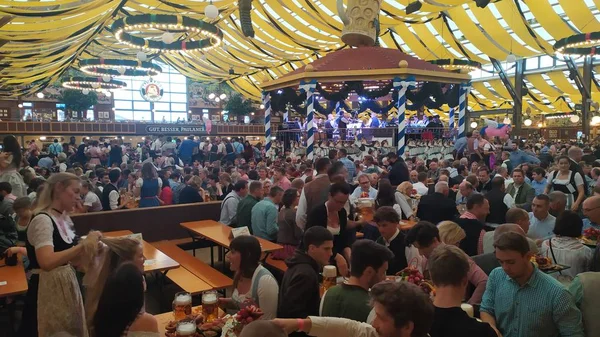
[[356, 198, 374, 222], [176, 319, 197, 337], [202, 290, 219, 323], [322, 265, 337, 292], [172, 292, 192, 321]]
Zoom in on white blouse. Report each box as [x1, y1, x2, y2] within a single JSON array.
[[231, 265, 279, 320], [540, 236, 593, 279], [27, 212, 75, 249]]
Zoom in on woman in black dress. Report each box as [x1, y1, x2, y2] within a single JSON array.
[[305, 183, 352, 277], [20, 172, 101, 337]]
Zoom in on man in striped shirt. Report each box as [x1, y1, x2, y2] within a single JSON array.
[[481, 232, 584, 337]]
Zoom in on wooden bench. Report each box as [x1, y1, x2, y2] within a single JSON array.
[[265, 255, 288, 273], [162, 266, 213, 295], [154, 242, 233, 290]]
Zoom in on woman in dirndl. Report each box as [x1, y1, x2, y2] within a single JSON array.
[[545, 155, 585, 212], [20, 172, 101, 337], [136, 162, 161, 208]]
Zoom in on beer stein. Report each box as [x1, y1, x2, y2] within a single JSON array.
[[322, 265, 338, 292], [172, 292, 192, 321], [356, 198, 374, 222], [202, 290, 219, 323], [176, 319, 197, 337]]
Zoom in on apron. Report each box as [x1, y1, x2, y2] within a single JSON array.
[[550, 171, 578, 210]]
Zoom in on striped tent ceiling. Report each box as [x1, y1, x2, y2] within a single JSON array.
[[1, 0, 599, 115]]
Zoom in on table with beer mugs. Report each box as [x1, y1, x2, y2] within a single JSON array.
[[157, 290, 225, 336]]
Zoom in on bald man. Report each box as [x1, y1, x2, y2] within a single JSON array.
[[482, 223, 538, 254], [583, 195, 600, 232]]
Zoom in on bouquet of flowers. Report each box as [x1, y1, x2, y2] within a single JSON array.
[[396, 267, 435, 299], [221, 305, 264, 337], [583, 227, 600, 241]]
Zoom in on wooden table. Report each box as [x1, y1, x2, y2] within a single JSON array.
[[181, 220, 283, 271], [399, 220, 418, 231], [0, 256, 28, 298], [181, 220, 283, 253], [155, 305, 225, 336], [103, 230, 180, 274]]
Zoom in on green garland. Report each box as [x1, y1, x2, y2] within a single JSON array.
[[112, 14, 223, 52], [79, 58, 162, 77]]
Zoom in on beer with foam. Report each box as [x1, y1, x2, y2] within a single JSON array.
[[172, 292, 192, 321], [202, 290, 218, 322]]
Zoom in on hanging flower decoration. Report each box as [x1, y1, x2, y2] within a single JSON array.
[[79, 58, 162, 77], [112, 14, 223, 53], [61, 76, 127, 91]]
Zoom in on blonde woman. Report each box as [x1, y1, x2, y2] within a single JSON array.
[[178, 176, 205, 204], [437, 221, 488, 305], [84, 237, 145, 332], [20, 173, 101, 337], [395, 181, 415, 220]]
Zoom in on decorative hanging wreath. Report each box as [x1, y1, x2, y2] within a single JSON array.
[[62, 76, 127, 91], [554, 32, 600, 55], [79, 58, 162, 77], [429, 59, 482, 72], [112, 14, 223, 52]]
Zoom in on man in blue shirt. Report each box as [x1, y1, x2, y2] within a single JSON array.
[[38, 154, 54, 169], [481, 231, 584, 337], [509, 147, 540, 167], [454, 132, 469, 156], [527, 194, 556, 243], [177, 136, 197, 165], [337, 148, 355, 184], [233, 137, 244, 155], [251, 186, 284, 241], [530, 167, 547, 196]]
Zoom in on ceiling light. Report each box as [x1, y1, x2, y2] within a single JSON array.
[[524, 119, 532, 126], [36, 92, 44, 99], [470, 121, 478, 128], [503, 117, 511, 124], [570, 115, 580, 123]]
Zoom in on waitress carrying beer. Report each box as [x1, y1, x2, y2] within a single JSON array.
[[20, 173, 101, 337]]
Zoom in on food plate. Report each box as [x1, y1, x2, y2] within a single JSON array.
[[579, 237, 597, 247], [539, 264, 571, 274]]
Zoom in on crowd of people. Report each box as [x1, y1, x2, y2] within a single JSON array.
[[2, 128, 600, 337]]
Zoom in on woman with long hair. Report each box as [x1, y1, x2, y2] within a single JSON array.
[[159, 176, 172, 205], [220, 236, 278, 320], [272, 188, 301, 260], [84, 237, 144, 331], [0, 135, 27, 197], [243, 141, 253, 162], [93, 262, 159, 337], [136, 162, 161, 208], [377, 179, 413, 220], [19, 172, 101, 337]]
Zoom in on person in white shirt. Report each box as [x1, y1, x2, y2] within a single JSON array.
[[150, 136, 163, 156], [412, 172, 429, 196], [79, 180, 103, 212], [219, 181, 248, 226], [273, 281, 434, 337], [540, 210, 593, 280]]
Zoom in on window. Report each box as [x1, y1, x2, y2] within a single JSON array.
[[113, 62, 188, 122]]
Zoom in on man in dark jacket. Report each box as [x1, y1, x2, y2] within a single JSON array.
[[374, 206, 408, 275], [417, 181, 459, 225], [568, 146, 588, 196], [387, 152, 409, 186], [278, 227, 334, 337], [484, 177, 511, 225]]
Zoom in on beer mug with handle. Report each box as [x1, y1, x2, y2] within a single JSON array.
[[173, 291, 192, 321], [202, 290, 219, 323]]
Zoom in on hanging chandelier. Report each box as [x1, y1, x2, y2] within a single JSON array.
[[112, 14, 223, 53], [61, 76, 127, 91], [79, 59, 162, 77], [429, 59, 482, 72], [554, 32, 600, 56]]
